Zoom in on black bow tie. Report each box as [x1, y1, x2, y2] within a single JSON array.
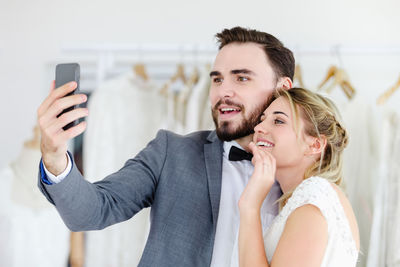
[[228, 146, 253, 161]]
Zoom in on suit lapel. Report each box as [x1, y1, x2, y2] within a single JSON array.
[[204, 131, 223, 228]]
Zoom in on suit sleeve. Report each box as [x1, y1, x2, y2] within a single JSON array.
[[37, 130, 168, 231]]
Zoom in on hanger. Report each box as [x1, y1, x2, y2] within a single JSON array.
[[133, 63, 149, 81], [340, 79, 356, 100], [177, 67, 200, 106], [176, 66, 200, 109], [172, 63, 187, 84], [187, 67, 199, 88], [377, 74, 400, 105], [318, 65, 356, 100], [159, 63, 187, 96], [23, 124, 40, 149], [293, 64, 305, 88], [318, 65, 337, 91], [174, 67, 200, 128]]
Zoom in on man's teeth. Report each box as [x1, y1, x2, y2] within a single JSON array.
[[256, 141, 274, 147], [221, 108, 239, 112]]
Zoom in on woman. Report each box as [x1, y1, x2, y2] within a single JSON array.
[[238, 87, 360, 267]]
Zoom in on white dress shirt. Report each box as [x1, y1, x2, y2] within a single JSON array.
[[43, 153, 72, 183], [210, 141, 281, 267]]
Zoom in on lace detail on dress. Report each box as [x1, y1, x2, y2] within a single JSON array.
[[279, 177, 358, 259]]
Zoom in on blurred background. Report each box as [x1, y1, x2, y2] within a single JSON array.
[[1, 0, 400, 266]]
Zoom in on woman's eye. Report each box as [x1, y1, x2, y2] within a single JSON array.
[[237, 76, 249, 82], [274, 119, 284, 124]]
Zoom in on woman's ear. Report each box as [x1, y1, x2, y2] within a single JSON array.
[[277, 77, 293, 89], [305, 135, 327, 156]]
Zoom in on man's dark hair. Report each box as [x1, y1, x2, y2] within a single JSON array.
[[215, 26, 295, 81]]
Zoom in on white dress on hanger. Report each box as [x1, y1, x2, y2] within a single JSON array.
[[384, 112, 400, 266], [264, 177, 358, 266], [200, 98, 215, 131], [83, 72, 167, 267], [337, 96, 378, 266], [311, 90, 376, 267], [185, 65, 213, 132], [0, 147, 69, 267], [166, 79, 186, 134], [367, 109, 400, 267]]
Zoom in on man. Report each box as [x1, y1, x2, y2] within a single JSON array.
[[37, 26, 294, 266]]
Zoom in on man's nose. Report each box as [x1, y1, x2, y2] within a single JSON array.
[[218, 80, 235, 98]]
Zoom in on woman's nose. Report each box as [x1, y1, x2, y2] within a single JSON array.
[[254, 120, 268, 134]]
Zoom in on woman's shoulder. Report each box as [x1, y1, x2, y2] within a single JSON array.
[[287, 176, 360, 251], [291, 177, 334, 202], [292, 177, 355, 221], [296, 176, 331, 189], [283, 177, 339, 220]]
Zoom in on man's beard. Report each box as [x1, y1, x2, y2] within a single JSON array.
[[212, 98, 270, 141]]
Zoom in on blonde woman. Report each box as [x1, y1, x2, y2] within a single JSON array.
[[239, 87, 359, 267]]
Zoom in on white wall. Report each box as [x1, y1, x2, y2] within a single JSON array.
[[1, 0, 400, 169]]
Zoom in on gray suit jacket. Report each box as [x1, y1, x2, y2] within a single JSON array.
[[38, 130, 223, 266]]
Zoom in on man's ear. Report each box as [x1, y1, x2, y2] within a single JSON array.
[[277, 77, 293, 89]]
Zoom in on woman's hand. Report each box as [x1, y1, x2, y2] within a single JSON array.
[[239, 142, 276, 211], [238, 142, 275, 267]]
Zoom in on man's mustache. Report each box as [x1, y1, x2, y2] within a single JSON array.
[[213, 99, 244, 111]]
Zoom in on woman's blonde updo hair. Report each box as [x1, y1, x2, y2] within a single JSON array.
[[266, 87, 349, 208]]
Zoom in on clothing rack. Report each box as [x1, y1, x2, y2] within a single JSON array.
[[291, 45, 400, 56], [62, 43, 400, 55], [59, 43, 400, 90], [291, 45, 400, 67], [61, 43, 217, 89]]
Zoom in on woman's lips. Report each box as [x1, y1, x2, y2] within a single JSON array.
[[255, 139, 275, 148]]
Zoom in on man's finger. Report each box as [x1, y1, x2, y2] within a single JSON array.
[[59, 121, 87, 141], [47, 93, 86, 119], [37, 81, 57, 117], [38, 94, 87, 131], [47, 108, 89, 135], [38, 82, 77, 117]]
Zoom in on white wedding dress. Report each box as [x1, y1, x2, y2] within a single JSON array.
[[264, 177, 358, 266], [339, 97, 377, 266], [0, 146, 69, 267], [83, 72, 166, 267], [367, 109, 400, 267]]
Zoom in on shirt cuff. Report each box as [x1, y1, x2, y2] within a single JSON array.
[[40, 153, 73, 184]]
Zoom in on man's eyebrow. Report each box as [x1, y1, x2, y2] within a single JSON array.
[[209, 69, 256, 77], [273, 111, 289, 117], [231, 69, 256, 75], [209, 71, 221, 77]]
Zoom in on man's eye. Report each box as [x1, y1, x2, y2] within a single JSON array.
[[213, 77, 223, 83], [237, 76, 249, 82]]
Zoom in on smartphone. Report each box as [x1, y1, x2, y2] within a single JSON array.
[[55, 63, 80, 131]]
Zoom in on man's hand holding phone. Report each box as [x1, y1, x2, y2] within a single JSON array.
[[37, 80, 88, 176]]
